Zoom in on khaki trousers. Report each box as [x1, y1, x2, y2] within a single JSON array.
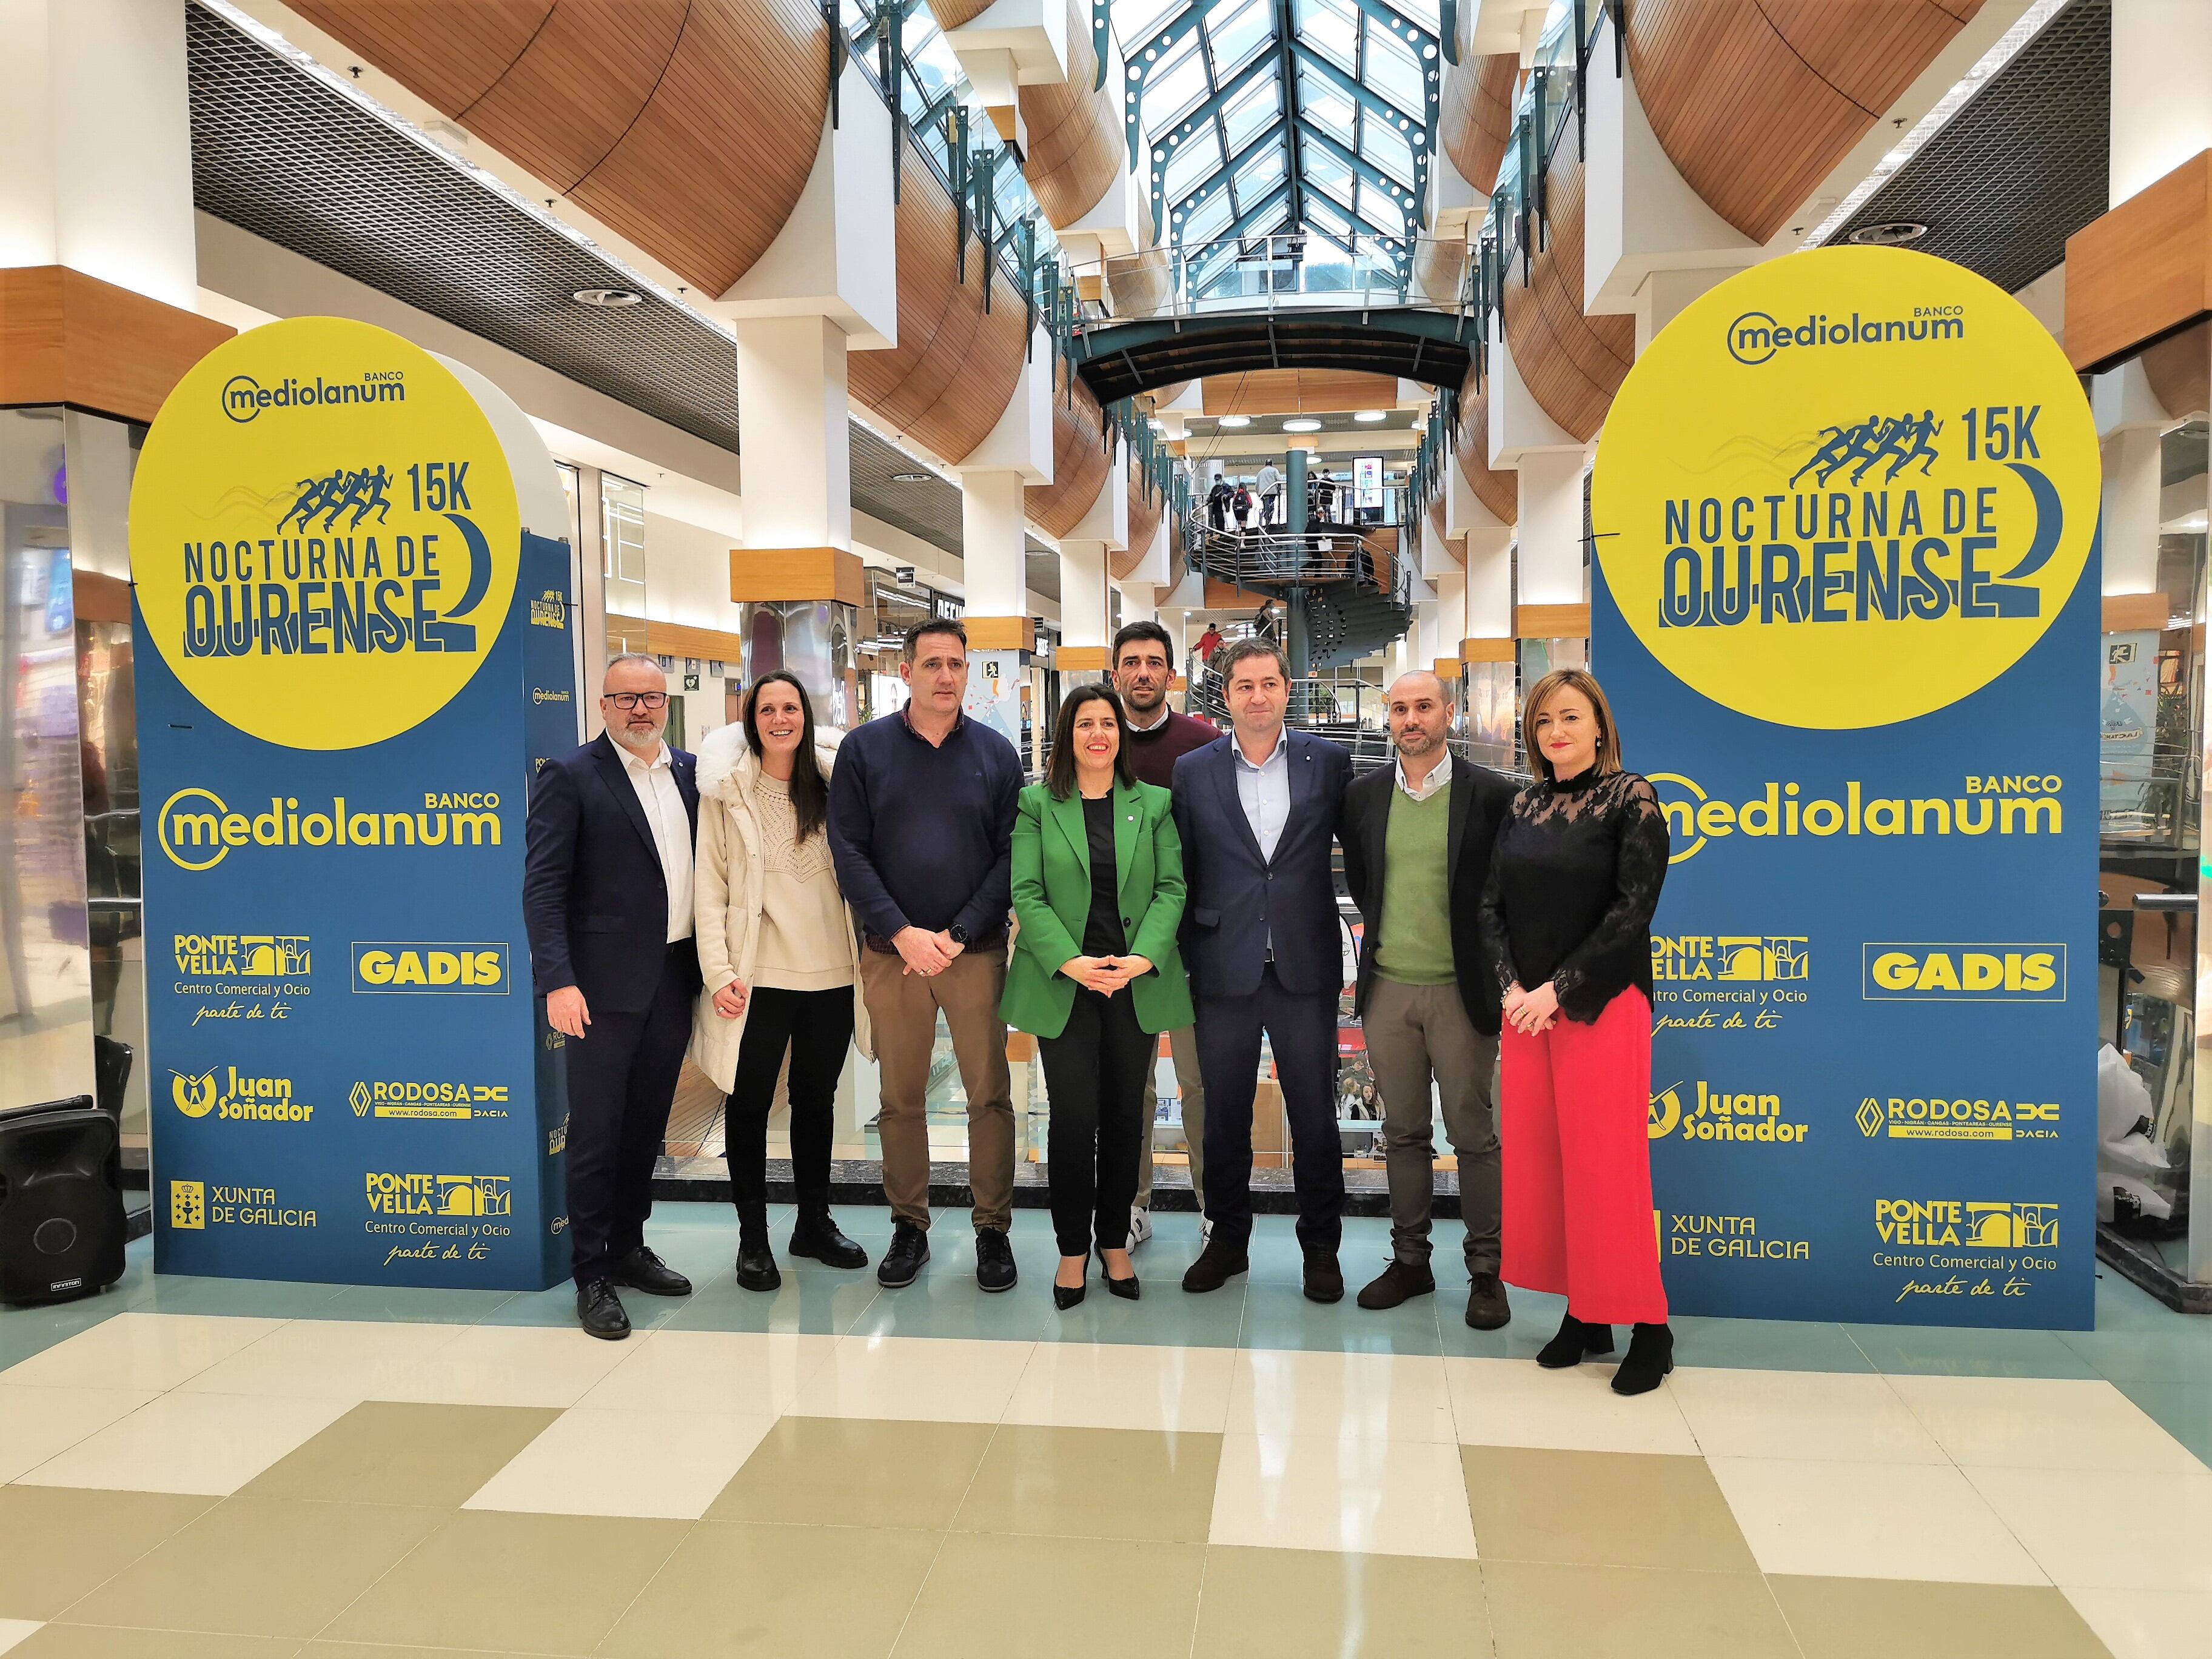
[[858, 945, 1015, 1230], [1135, 1024, 1207, 1211], [1362, 976, 1502, 1272]]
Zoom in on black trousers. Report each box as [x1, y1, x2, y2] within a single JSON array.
[[725, 985, 856, 1208], [1197, 964, 1345, 1253], [563, 945, 692, 1286], [1040, 987, 1152, 1257]]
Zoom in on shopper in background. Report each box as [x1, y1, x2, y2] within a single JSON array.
[[692, 672, 871, 1293], [1195, 622, 1225, 674], [1479, 668, 1674, 1394], [1341, 671, 1516, 1329], [828, 619, 1024, 1293], [524, 654, 700, 1340], [1206, 476, 1234, 531], [1172, 638, 1353, 1302], [1004, 685, 1193, 1308], [1110, 621, 1219, 1245], [1255, 458, 1284, 526], [1232, 480, 1256, 532]]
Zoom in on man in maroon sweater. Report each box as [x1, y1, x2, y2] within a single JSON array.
[[1111, 620, 1222, 1246]]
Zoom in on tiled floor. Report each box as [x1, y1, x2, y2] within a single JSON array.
[[0, 1205, 2207, 1657]]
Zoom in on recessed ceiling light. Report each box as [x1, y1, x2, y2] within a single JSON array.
[[1353, 410, 1387, 422], [573, 287, 642, 308], [1847, 221, 1928, 247], [1282, 418, 1322, 432], [890, 471, 930, 483], [1219, 414, 1252, 427]]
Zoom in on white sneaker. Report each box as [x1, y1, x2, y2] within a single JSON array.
[[1128, 1207, 1153, 1249]]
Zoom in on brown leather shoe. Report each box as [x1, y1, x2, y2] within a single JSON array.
[[1464, 1271, 1512, 1331], [1356, 1259, 1435, 1310]]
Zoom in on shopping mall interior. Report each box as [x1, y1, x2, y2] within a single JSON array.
[[3, 0, 2212, 1654]]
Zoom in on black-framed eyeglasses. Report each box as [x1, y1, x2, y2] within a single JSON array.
[[603, 691, 668, 711]]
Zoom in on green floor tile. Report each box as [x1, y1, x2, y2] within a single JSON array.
[[2111, 1378, 2212, 1468], [125, 1273, 350, 1321], [1036, 1278, 1250, 1348], [846, 1262, 1057, 1343], [317, 1283, 520, 1324], [1669, 1316, 1876, 1373], [659, 1272, 882, 1336], [2061, 1326, 2212, 1385], [479, 1281, 688, 1331], [1436, 1285, 1569, 1360]]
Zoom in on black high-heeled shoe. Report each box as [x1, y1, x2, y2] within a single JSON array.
[[1053, 1280, 1088, 1310], [1105, 1273, 1140, 1301], [1610, 1322, 1674, 1395], [1537, 1310, 1615, 1368]]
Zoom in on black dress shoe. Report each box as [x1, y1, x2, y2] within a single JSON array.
[[1610, 1322, 1675, 1395], [1105, 1273, 1140, 1301], [1537, 1310, 1616, 1368], [1302, 1248, 1345, 1305], [1181, 1237, 1250, 1293], [611, 1245, 692, 1298], [576, 1278, 631, 1341], [1357, 1258, 1435, 1310], [975, 1227, 1018, 1293], [1464, 1272, 1512, 1331], [1053, 1279, 1087, 1310], [789, 1201, 869, 1270], [878, 1219, 930, 1287], [734, 1201, 780, 1293]]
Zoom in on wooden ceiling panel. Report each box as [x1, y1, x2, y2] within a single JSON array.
[[1441, 53, 1520, 196], [1201, 368, 1401, 415], [1027, 366, 1110, 537], [289, 0, 553, 114], [1021, 0, 1122, 227], [1116, 472, 1163, 580], [926, 0, 994, 27], [1455, 374, 1518, 528], [1626, 0, 1979, 243]]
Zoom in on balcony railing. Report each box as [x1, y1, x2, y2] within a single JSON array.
[[1068, 233, 1476, 326]]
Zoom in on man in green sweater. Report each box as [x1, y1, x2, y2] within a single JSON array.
[[1340, 671, 1518, 1328]]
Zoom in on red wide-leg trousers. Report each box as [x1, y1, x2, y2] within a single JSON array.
[[1499, 987, 1668, 1326]]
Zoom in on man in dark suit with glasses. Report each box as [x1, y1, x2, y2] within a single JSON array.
[[525, 654, 701, 1338]]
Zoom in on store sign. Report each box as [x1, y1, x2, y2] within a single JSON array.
[[133, 317, 574, 1290], [1594, 247, 2097, 1327]]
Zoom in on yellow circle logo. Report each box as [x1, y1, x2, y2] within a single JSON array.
[[130, 318, 520, 750], [1592, 247, 2097, 729]]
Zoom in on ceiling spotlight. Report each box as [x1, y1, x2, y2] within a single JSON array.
[[1353, 409, 1387, 422], [890, 471, 930, 483], [1218, 414, 1252, 427], [1846, 221, 1929, 247], [1282, 418, 1322, 432], [572, 287, 643, 309]]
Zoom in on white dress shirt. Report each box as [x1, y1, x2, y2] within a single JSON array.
[[619, 740, 694, 943], [1126, 703, 1173, 734], [1233, 727, 1292, 863], [1393, 748, 1453, 803]]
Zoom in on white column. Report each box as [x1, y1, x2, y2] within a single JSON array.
[[2102, 426, 2166, 597], [1516, 449, 1587, 607], [960, 468, 1030, 618], [0, 0, 198, 304], [1060, 540, 1111, 654], [733, 316, 853, 551], [1119, 581, 1158, 625], [2111, 0, 2212, 207]]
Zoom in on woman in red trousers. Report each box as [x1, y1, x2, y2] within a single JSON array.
[[1479, 668, 1674, 1394]]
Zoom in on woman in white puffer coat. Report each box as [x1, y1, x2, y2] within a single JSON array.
[[691, 672, 874, 1292]]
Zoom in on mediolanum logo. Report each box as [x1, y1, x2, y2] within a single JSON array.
[[1652, 774, 2060, 865], [1862, 944, 2065, 1002], [221, 371, 406, 423], [1725, 309, 1965, 367], [159, 788, 501, 871], [352, 942, 509, 993]]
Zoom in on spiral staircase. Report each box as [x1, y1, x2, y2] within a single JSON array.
[[1180, 516, 1416, 672]]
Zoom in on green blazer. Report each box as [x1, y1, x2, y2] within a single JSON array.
[[1002, 780, 1196, 1039]]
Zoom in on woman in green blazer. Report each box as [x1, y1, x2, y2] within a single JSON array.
[[1005, 684, 1195, 1308]]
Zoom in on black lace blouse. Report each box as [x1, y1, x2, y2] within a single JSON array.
[[1478, 768, 1669, 1023]]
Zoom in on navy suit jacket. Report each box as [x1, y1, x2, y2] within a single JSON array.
[[524, 731, 702, 1016], [1170, 729, 1351, 1000]]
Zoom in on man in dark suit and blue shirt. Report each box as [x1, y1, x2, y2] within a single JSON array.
[[1171, 637, 1353, 1301], [525, 654, 700, 1339]]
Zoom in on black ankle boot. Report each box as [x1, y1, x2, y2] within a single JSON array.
[[1537, 1310, 1616, 1369], [734, 1201, 781, 1293], [1610, 1323, 1674, 1395], [789, 1197, 869, 1270]]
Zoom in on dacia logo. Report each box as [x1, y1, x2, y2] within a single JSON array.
[[1862, 945, 2065, 1002], [1858, 1096, 2061, 1141], [349, 1079, 511, 1120], [352, 943, 509, 994], [1874, 1199, 2059, 1249]]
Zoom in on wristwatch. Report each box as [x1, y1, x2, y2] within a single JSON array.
[[948, 924, 971, 947]]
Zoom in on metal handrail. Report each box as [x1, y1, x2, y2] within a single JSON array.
[[1185, 522, 1404, 595], [1065, 233, 1476, 326]]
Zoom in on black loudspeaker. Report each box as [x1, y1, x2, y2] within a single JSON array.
[[0, 1095, 127, 1305]]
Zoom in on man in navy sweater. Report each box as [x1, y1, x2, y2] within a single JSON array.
[[828, 619, 1024, 1292]]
